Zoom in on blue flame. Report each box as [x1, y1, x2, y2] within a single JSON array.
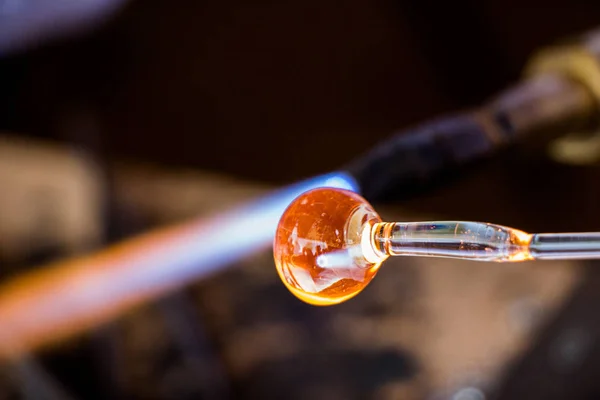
[[111, 172, 360, 294], [0, 172, 361, 354]]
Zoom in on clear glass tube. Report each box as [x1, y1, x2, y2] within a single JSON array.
[[367, 221, 600, 263], [272, 187, 600, 307], [529, 233, 600, 260]]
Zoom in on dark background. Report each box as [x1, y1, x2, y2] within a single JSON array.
[[2, 0, 600, 183], [2, 1, 600, 399]]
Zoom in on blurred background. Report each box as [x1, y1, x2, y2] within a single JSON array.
[[1, 0, 600, 399]]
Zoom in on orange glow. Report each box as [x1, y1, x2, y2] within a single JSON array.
[[0, 220, 203, 360], [273, 188, 384, 306], [506, 229, 534, 262]]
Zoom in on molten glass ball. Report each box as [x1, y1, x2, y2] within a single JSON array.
[[273, 188, 386, 305]]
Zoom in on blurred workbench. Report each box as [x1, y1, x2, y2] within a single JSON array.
[[0, 135, 591, 400]]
